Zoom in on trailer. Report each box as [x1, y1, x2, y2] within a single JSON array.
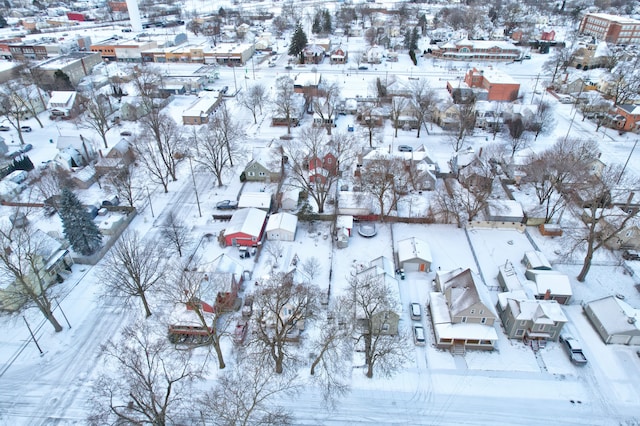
[[168, 325, 213, 344]]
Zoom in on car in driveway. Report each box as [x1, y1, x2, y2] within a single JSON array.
[[120, 130, 132, 137], [559, 335, 587, 365], [398, 145, 413, 152], [413, 325, 426, 346], [622, 250, 640, 261], [410, 303, 422, 321], [216, 200, 238, 210], [20, 143, 33, 153], [0, 125, 10, 131], [20, 125, 32, 132]]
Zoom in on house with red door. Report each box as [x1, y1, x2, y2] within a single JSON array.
[[223, 208, 267, 247], [309, 153, 337, 183]]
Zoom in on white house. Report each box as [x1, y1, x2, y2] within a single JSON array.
[[266, 212, 298, 241], [584, 296, 640, 345]]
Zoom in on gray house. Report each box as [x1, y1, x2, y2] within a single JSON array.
[[242, 147, 283, 183], [496, 294, 567, 342]]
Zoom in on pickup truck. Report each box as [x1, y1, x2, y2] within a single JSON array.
[[560, 335, 588, 365]]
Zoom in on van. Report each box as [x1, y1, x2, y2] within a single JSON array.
[[413, 325, 426, 346]]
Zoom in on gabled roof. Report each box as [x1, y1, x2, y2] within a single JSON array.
[[586, 296, 640, 335], [226, 208, 267, 237], [266, 212, 298, 233], [398, 237, 432, 263]]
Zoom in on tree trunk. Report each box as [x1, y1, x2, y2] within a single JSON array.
[[275, 354, 284, 374], [577, 246, 594, 282], [141, 292, 153, 317], [213, 340, 226, 369], [101, 134, 109, 149], [44, 310, 63, 332], [366, 362, 374, 378]]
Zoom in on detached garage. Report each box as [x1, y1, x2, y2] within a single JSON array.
[[266, 212, 298, 241], [397, 237, 432, 272], [223, 208, 267, 247], [584, 296, 640, 345]]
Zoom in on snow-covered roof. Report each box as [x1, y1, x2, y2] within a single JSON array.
[[398, 237, 432, 263], [430, 292, 499, 341], [336, 215, 353, 229], [226, 208, 267, 237], [525, 270, 573, 297], [238, 192, 272, 210], [585, 296, 640, 335], [266, 212, 298, 234], [503, 297, 567, 324], [523, 251, 552, 270], [486, 200, 524, 220]]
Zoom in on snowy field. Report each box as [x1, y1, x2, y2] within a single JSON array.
[[1, 11, 640, 426]]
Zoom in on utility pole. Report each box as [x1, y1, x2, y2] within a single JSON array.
[[23, 317, 43, 355], [189, 157, 202, 217], [618, 139, 638, 185], [531, 73, 540, 105]]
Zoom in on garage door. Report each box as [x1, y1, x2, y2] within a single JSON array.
[[403, 262, 419, 272], [609, 334, 630, 345]]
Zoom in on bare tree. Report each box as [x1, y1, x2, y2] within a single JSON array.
[[301, 256, 321, 281], [357, 153, 408, 218], [264, 240, 285, 268], [33, 164, 73, 204], [566, 164, 640, 282], [527, 100, 556, 140], [100, 230, 168, 317], [607, 59, 640, 107], [521, 138, 598, 223], [0, 222, 66, 332], [346, 272, 410, 378], [409, 79, 437, 138], [193, 114, 241, 187], [543, 47, 574, 87], [0, 81, 32, 145], [76, 92, 114, 149], [312, 81, 340, 135], [238, 83, 269, 124], [359, 104, 381, 148], [160, 211, 192, 257], [273, 76, 297, 135], [249, 272, 320, 373], [283, 128, 356, 213], [199, 354, 297, 425], [165, 261, 232, 369], [138, 112, 184, 184], [308, 299, 352, 407], [134, 133, 172, 193], [212, 102, 245, 167], [447, 100, 476, 152], [89, 324, 202, 425], [505, 117, 530, 158], [390, 97, 407, 138], [103, 165, 139, 208]]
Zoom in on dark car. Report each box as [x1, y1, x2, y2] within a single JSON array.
[[216, 200, 238, 210], [0, 125, 10, 131], [120, 130, 132, 137], [358, 66, 369, 70], [623, 250, 640, 261], [20, 125, 32, 132]]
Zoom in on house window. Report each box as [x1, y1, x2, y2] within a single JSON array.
[[248, 171, 255, 176], [382, 323, 390, 332], [470, 309, 475, 314], [259, 172, 266, 176], [515, 329, 524, 336], [481, 317, 487, 324], [536, 324, 545, 331], [520, 320, 526, 326], [479, 310, 484, 315], [461, 317, 467, 323]]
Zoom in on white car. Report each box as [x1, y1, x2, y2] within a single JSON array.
[[410, 303, 421, 321], [413, 325, 426, 346]]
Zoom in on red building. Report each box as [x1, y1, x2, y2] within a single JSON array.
[[223, 208, 267, 247], [580, 13, 640, 45], [464, 67, 520, 102], [308, 153, 337, 183]]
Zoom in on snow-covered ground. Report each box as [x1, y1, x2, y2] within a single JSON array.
[[1, 16, 640, 425]]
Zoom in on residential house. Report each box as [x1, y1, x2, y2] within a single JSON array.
[[266, 212, 298, 241], [330, 47, 347, 64], [47, 91, 79, 118], [497, 261, 525, 293], [302, 44, 325, 64], [524, 270, 572, 305], [365, 45, 385, 64], [223, 208, 267, 247], [474, 101, 502, 131], [429, 268, 498, 352], [356, 256, 401, 336], [569, 41, 610, 70], [521, 251, 552, 271], [496, 295, 568, 342], [242, 147, 283, 183], [0, 229, 73, 312], [613, 104, 640, 132], [308, 152, 337, 184], [8, 84, 49, 119], [584, 296, 640, 345], [397, 237, 432, 272], [182, 91, 222, 125], [271, 92, 305, 127], [433, 102, 463, 131], [464, 68, 520, 102], [56, 134, 96, 165], [94, 138, 134, 178], [598, 207, 640, 250]]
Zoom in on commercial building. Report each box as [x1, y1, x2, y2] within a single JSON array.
[[579, 13, 640, 45]]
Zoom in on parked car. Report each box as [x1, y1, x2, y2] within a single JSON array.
[[0, 125, 10, 131], [285, 65, 293, 70], [623, 250, 640, 261], [20, 125, 32, 132], [559, 335, 587, 365], [216, 200, 238, 210], [20, 143, 33, 153], [398, 145, 413, 152], [410, 303, 422, 321], [413, 325, 426, 346], [558, 95, 573, 104], [120, 130, 132, 137], [269, 62, 276, 67], [358, 66, 369, 70]]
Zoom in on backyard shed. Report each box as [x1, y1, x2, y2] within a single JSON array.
[[266, 212, 298, 241], [584, 296, 640, 345], [223, 208, 267, 247], [485, 200, 524, 223], [336, 215, 353, 236], [397, 237, 432, 272], [521, 251, 552, 270], [238, 191, 272, 211]]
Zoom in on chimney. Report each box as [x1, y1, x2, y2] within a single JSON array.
[[544, 289, 551, 300]]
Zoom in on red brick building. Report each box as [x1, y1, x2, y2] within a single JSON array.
[[579, 13, 640, 45], [464, 68, 520, 102]]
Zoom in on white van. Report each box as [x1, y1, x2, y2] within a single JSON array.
[[413, 325, 426, 346], [410, 303, 421, 321]]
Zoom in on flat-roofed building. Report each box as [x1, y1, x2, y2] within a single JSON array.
[[579, 13, 640, 45]]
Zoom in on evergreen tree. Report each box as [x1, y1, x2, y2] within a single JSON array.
[[0, 15, 7, 28], [402, 28, 412, 50], [288, 23, 308, 64], [322, 10, 332, 33], [410, 27, 419, 51], [58, 188, 103, 256], [312, 13, 322, 34]]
